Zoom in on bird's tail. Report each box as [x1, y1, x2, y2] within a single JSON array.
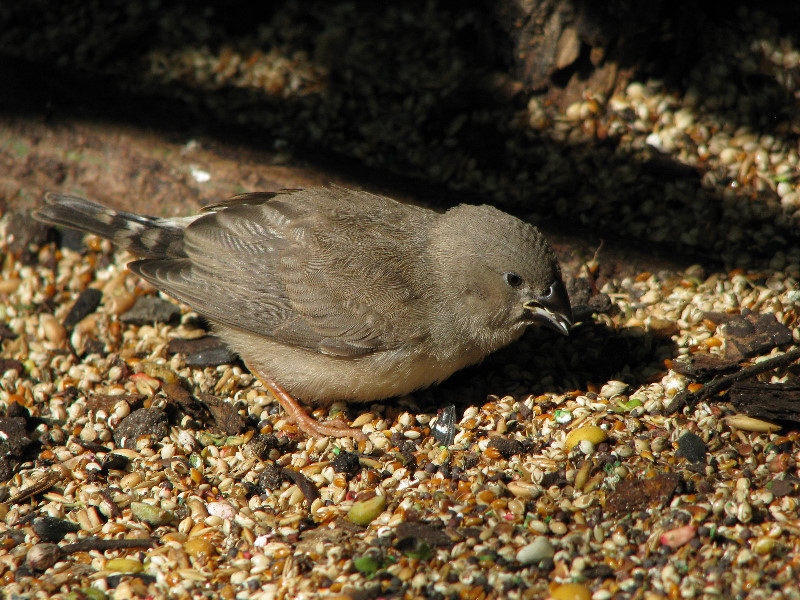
[[35, 193, 189, 259]]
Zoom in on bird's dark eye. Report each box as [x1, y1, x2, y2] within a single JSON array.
[[503, 272, 524, 288], [543, 284, 554, 297]]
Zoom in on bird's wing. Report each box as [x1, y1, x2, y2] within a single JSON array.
[[198, 189, 302, 213], [131, 190, 429, 357]]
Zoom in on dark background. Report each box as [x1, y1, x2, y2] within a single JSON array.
[[1, 0, 799, 270]]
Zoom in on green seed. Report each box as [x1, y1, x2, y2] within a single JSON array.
[[105, 557, 143, 573], [131, 501, 174, 526], [347, 494, 387, 526]]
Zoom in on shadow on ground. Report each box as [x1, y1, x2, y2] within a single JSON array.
[[0, 1, 798, 272]]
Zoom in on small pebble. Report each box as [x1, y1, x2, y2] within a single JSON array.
[[207, 501, 236, 520], [332, 450, 361, 477], [113, 408, 169, 449], [515, 536, 554, 565], [661, 524, 696, 548]]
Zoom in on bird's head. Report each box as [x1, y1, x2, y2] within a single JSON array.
[[430, 204, 572, 352]]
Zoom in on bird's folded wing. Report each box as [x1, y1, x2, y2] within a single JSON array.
[[130, 195, 423, 357]]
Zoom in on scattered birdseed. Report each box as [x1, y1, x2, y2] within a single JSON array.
[[1, 5, 800, 598]]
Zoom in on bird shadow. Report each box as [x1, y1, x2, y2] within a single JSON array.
[[410, 314, 676, 418]]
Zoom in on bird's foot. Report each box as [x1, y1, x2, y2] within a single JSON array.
[[249, 366, 367, 441]]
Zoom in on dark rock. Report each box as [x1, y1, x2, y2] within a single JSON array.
[[0, 458, 16, 482], [120, 296, 181, 326], [587, 292, 614, 315], [185, 345, 237, 367], [81, 336, 106, 356], [0, 412, 33, 481], [161, 382, 206, 422], [582, 563, 615, 579], [258, 462, 284, 492], [86, 393, 143, 414], [461, 452, 480, 470], [106, 573, 157, 588], [245, 433, 278, 460], [0, 417, 31, 456], [32, 516, 81, 542], [0, 358, 25, 377], [101, 452, 131, 471], [57, 228, 89, 253], [7, 211, 50, 262], [540, 469, 568, 488], [281, 468, 320, 506], [71, 438, 111, 454], [487, 436, 524, 459], [0, 323, 17, 341], [167, 335, 237, 367], [567, 277, 593, 307], [63, 288, 103, 329], [676, 432, 707, 463], [112, 408, 169, 449], [6, 400, 29, 420], [769, 479, 795, 497], [459, 527, 483, 540], [332, 450, 361, 477]]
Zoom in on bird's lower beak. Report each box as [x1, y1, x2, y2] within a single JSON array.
[[524, 280, 573, 336], [524, 304, 572, 335]]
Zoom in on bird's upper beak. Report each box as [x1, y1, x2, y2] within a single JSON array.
[[523, 279, 573, 336]]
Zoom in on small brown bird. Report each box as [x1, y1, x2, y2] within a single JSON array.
[[35, 187, 572, 439]]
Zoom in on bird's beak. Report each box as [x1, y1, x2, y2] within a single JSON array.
[[524, 279, 573, 336]]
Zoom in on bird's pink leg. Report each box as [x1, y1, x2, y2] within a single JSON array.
[[248, 364, 367, 440]]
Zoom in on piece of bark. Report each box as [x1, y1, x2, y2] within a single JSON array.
[[671, 354, 740, 381], [281, 468, 320, 507], [395, 521, 453, 548], [61, 537, 158, 554], [665, 347, 800, 414], [162, 382, 211, 423], [728, 381, 800, 423], [197, 393, 247, 435], [712, 313, 794, 361], [605, 473, 680, 516]]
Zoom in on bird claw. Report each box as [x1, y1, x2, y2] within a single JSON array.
[[251, 366, 367, 440], [294, 417, 368, 441]]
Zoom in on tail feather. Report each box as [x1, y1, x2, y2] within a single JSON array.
[[35, 193, 188, 259]]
